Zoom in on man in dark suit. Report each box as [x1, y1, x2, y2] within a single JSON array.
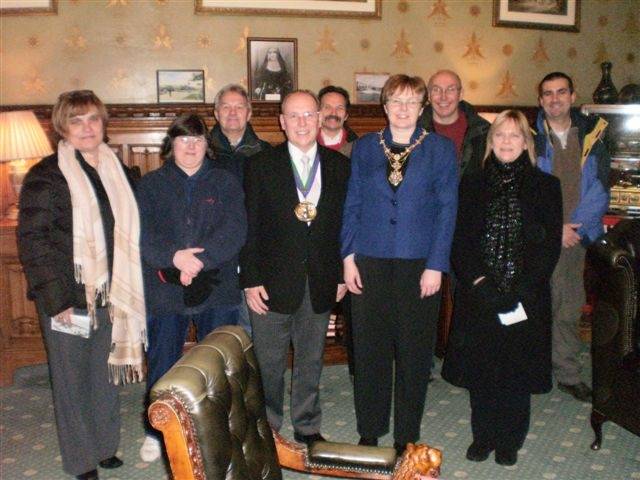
[[240, 90, 350, 446]]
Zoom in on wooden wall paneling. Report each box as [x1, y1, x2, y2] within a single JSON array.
[[127, 145, 163, 175]]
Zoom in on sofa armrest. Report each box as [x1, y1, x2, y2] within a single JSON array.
[[149, 393, 205, 480]]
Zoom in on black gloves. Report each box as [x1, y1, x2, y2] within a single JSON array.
[[471, 277, 519, 314], [158, 267, 220, 307]]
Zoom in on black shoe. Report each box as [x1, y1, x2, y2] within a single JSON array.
[[358, 436, 378, 446], [495, 449, 518, 466], [293, 432, 326, 447], [98, 456, 123, 469], [465, 442, 493, 462], [558, 382, 592, 402], [76, 470, 99, 480], [394, 442, 407, 457]]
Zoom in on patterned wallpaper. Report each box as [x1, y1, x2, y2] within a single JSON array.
[[0, 0, 638, 106]]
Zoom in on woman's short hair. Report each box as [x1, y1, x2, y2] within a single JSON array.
[[380, 74, 427, 106], [160, 114, 214, 161], [483, 109, 536, 166], [51, 90, 108, 141]]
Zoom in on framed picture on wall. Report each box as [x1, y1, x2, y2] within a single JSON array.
[[0, 0, 57, 15], [195, 0, 381, 19], [247, 37, 297, 103], [354, 72, 390, 105], [493, 0, 580, 32], [156, 70, 205, 104]]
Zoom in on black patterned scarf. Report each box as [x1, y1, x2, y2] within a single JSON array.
[[481, 152, 529, 293]]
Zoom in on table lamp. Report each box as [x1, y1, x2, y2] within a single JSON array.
[[0, 110, 53, 220]]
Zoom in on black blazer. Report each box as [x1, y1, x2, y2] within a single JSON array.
[[240, 143, 350, 314]]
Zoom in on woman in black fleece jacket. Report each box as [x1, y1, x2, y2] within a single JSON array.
[[137, 114, 247, 462]]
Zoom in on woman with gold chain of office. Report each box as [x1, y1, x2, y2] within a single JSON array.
[[341, 74, 458, 456]]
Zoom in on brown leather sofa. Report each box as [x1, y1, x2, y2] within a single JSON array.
[[587, 219, 640, 449], [148, 326, 442, 480]]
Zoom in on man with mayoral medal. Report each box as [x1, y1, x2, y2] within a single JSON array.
[[240, 89, 350, 446]]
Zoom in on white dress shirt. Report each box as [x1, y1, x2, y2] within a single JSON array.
[[288, 142, 322, 208]]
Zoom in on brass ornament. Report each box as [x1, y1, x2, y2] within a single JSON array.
[[623, 10, 639, 33], [65, 28, 87, 50], [391, 29, 412, 58], [234, 27, 250, 53], [295, 201, 317, 222], [427, 0, 451, 20], [496, 70, 518, 99], [379, 129, 428, 187], [197, 34, 212, 49], [154, 24, 173, 49], [532, 37, 549, 63], [462, 32, 484, 60], [110, 69, 130, 90], [315, 26, 337, 54], [22, 71, 47, 94]]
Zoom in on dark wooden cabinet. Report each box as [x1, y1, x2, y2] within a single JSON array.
[[0, 219, 46, 386]]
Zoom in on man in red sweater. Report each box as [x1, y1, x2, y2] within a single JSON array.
[[421, 70, 490, 176]]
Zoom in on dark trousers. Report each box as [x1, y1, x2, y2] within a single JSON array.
[[250, 282, 330, 434], [39, 307, 120, 476], [339, 294, 354, 376], [469, 387, 531, 452], [351, 256, 441, 444], [144, 304, 240, 435]]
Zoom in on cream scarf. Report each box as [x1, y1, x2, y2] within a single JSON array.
[[58, 140, 147, 385]]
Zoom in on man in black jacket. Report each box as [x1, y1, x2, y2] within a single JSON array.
[[240, 90, 350, 446], [421, 70, 490, 176], [210, 84, 271, 182], [210, 84, 271, 334]]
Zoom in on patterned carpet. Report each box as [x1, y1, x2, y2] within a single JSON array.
[[1, 353, 639, 480]]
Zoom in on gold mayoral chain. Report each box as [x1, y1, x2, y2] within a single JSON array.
[[379, 128, 428, 187]]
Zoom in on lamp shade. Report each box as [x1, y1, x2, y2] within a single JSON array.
[[0, 110, 53, 163]]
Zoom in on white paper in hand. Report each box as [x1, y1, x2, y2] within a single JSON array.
[[51, 312, 91, 338], [498, 302, 527, 326]]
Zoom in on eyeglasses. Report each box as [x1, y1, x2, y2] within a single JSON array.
[[386, 98, 423, 110], [176, 136, 206, 146], [218, 103, 249, 114], [283, 111, 319, 122], [429, 86, 460, 97]]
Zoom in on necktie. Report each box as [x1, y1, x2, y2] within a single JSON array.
[[301, 154, 311, 185]]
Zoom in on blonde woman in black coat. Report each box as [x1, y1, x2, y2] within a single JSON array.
[[442, 110, 562, 467]]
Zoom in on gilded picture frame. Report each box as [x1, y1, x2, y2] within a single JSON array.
[[195, 0, 381, 19], [247, 37, 298, 103], [0, 0, 57, 16], [493, 0, 580, 32]]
